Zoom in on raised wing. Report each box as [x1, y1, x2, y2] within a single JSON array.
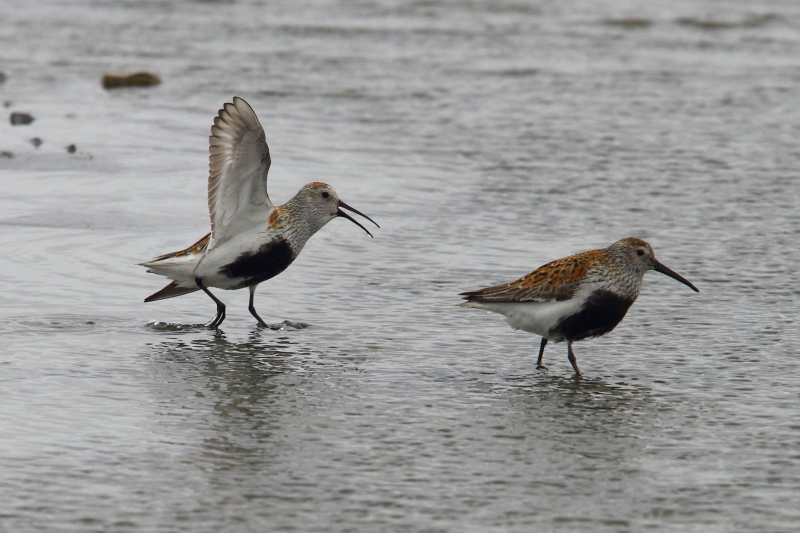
[[460, 252, 600, 303], [207, 97, 273, 248]]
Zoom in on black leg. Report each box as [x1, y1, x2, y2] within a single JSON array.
[[567, 341, 581, 376], [248, 285, 268, 327], [195, 278, 226, 328], [536, 338, 548, 369]]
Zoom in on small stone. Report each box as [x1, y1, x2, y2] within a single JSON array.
[[10, 112, 34, 125], [0, 151, 13, 158], [0, 72, 6, 84], [66, 144, 77, 153], [3, 101, 11, 108], [30, 137, 42, 148], [102, 72, 161, 89]]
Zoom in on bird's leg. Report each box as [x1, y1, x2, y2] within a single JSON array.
[[248, 285, 269, 327], [196, 278, 226, 328], [536, 338, 548, 369], [567, 341, 581, 376]]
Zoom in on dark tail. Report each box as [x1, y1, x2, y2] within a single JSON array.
[[144, 282, 199, 302]]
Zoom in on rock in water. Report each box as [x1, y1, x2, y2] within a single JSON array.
[[10, 112, 34, 125], [102, 72, 161, 89]]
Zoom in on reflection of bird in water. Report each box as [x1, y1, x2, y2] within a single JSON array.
[[460, 238, 699, 375], [141, 97, 378, 328], [155, 332, 294, 367]]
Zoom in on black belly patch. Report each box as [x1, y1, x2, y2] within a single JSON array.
[[220, 237, 295, 289], [555, 290, 634, 342]]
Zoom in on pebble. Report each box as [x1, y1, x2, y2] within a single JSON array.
[[10, 112, 34, 125], [102, 72, 160, 89]]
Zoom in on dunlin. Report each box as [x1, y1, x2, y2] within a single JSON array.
[[141, 97, 378, 327], [459, 238, 698, 375]]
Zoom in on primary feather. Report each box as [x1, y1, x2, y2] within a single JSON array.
[[208, 97, 274, 249]]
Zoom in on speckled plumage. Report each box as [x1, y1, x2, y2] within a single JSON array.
[[460, 238, 699, 375], [141, 97, 378, 327]]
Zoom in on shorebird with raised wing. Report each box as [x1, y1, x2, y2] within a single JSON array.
[[141, 97, 378, 327], [460, 238, 698, 375]]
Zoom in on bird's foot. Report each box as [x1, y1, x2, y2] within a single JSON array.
[[206, 308, 226, 329], [249, 305, 270, 328]]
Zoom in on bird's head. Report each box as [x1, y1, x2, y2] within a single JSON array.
[[610, 237, 698, 292], [298, 182, 379, 237]]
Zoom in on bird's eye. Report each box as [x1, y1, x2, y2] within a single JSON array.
[[636, 250, 644, 256], [321, 191, 330, 198]]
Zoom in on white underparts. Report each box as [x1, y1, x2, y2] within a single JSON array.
[[462, 298, 583, 342]]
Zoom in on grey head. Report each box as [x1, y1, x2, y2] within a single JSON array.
[[289, 182, 379, 237], [608, 237, 699, 292]]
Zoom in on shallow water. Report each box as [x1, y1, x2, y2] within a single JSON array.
[[2, 0, 800, 531]]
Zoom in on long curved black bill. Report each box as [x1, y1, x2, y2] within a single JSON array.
[[653, 260, 699, 292], [337, 200, 379, 238], [339, 200, 379, 228]]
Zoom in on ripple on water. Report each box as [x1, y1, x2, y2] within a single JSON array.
[[145, 319, 310, 332], [2, 0, 800, 531]]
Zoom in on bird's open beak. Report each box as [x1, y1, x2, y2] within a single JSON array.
[[653, 260, 699, 292], [337, 200, 380, 238]]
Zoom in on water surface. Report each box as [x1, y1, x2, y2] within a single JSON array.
[[1, 0, 800, 531]]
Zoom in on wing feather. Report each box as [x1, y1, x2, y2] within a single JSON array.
[[207, 97, 273, 248], [460, 252, 601, 303]]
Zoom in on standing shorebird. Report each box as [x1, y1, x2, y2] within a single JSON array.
[[141, 97, 378, 327], [459, 238, 698, 375]]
